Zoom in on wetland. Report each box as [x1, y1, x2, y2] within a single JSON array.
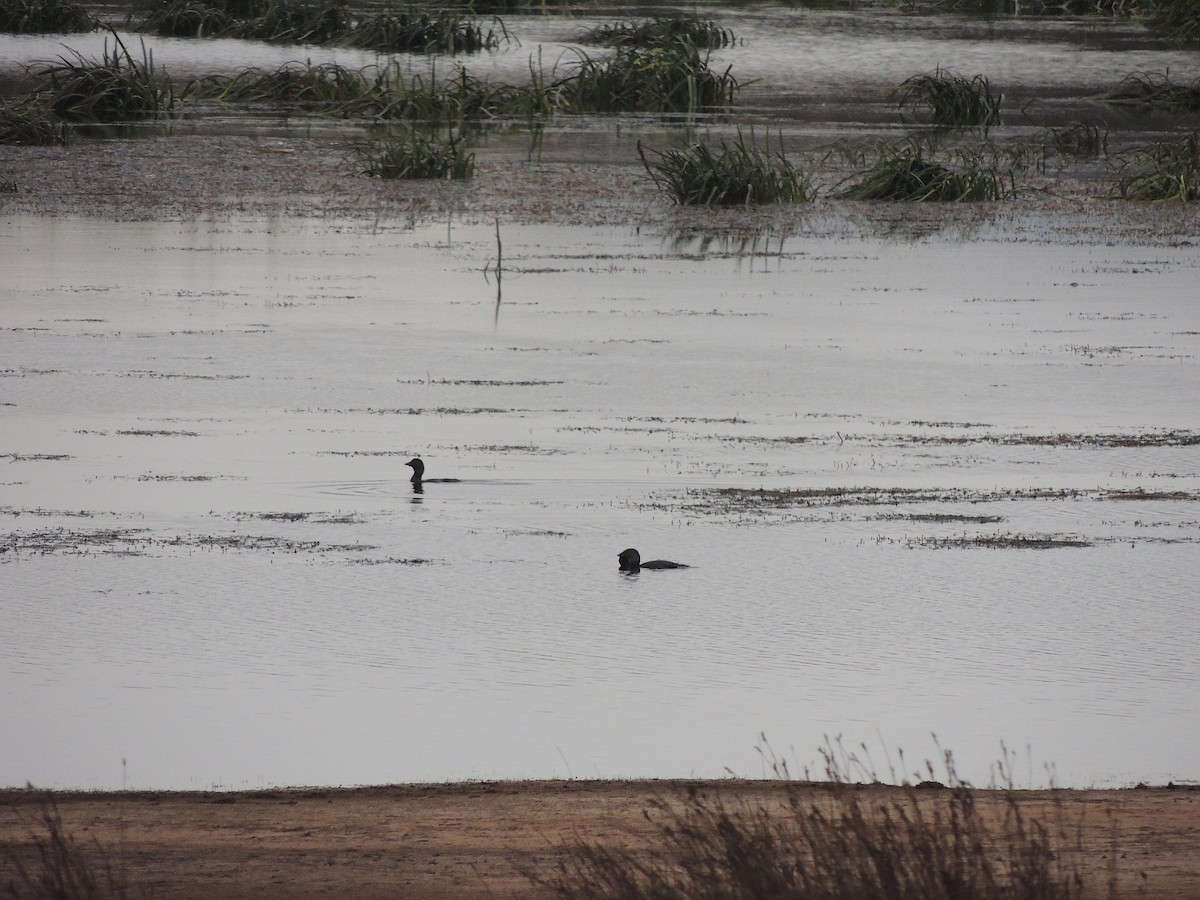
[[2, 0, 1199, 798]]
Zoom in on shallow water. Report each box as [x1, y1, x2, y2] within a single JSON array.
[[3, 212, 1199, 789]]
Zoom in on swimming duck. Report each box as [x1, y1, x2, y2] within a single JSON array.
[[405, 457, 461, 485], [618, 548, 689, 573]]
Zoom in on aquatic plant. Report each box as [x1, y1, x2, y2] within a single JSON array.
[[1144, 0, 1200, 46], [1115, 133, 1200, 202], [1097, 71, 1200, 111], [579, 15, 736, 49], [638, 130, 815, 205], [0, 0, 98, 33], [0, 98, 66, 144], [533, 740, 1100, 900], [894, 67, 1002, 128], [234, 0, 352, 43], [838, 142, 1012, 201], [357, 127, 475, 179], [136, 0, 233, 37], [1041, 121, 1108, 160], [36, 35, 184, 122], [197, 61, 375, 109], [554, 40, 738, 114], [342, 8, 510, 53], [371, 62, 553, 121]]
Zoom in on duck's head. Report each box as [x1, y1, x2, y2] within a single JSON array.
[[405, 457, 425, 481], [618, 548, 641, 571]]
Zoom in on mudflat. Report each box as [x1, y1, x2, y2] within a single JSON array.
[[2, 781, 1199, 898]]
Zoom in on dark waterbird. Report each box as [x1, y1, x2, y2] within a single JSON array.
[[405, 457, 461, 491], [618, 548, 689, 573]]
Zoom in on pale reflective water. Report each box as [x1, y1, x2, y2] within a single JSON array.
[[3, 213, 1199, 789]]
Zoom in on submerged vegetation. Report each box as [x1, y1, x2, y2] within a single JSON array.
[[0, 0, 98, 32], [0, 99, 66, 145], [136, 0, 510, 52], [1098, 71, 1200, 111], [554, 41, 739, 114], [1144, 0, 1200, 46], [356, 128, 475, 179], [838, 142, 1014, 201], [1115, 133, 1200, 201], [36, 36, 184, 122], [638, 131, 815, 205], [894, 67, 1003, 128], [579, 15, 736, 49], [535, 742, 1106, 900]]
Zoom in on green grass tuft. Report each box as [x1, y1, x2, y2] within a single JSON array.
[[1115, 133, 1200, 201], [838, 142, 1013, 201], [894, 67, 1002, 128], [357, 127, 475, 179], [0, 0, 98, 33], [0, 98, 66, 144], [580, 15, 736, 49], [1098, 71, 1200, 111], [638, 130, 815, 205], [36, 33, 185, 123], [553, 40, 738, 114], [342, 8, 510, 53]]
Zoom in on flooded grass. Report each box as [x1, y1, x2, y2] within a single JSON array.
[[894, 67, 1002, 128], [578, 15, 736, 50], [0, 0, 98, 33], [638, 130, 815, 206], [0, 98, 65, 145], [553, 40, 738, 114], [36, 34, 185, 123], [837, 142, 1013, 201], [916, 534, 1093, 549], [356, 127, 475, 179], [341, 8, 510, 54], [1098, 71, 1200, 111], [1114, 133, 1200, 202]]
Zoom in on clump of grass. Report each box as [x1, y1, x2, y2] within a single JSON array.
[[554, 40, 738, 114], [137, 0, 233, 37], [1145, 0, 1200, 46], [196, 61, 374, 109], [838, 142, 1013, 201], [1097, 71, 1200, 111], [580, 15, 736, 49], [36, 34, 184, 122], [234, 0, 352, 43], [357, 127, 475, 178], [535, 741, 1102, 900], [1115, 132, 1200, 201], [895, 66, 1002, 128], [3, 791, 143, 900], [0, 0, 98, 33], [372, 63, 552, 121], [638, 130, 815, 205], [342, 8, 510, 53], [0, 98, 66, 144], [1042, 121, 1107, 160]]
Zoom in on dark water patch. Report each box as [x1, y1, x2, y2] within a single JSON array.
[[912, 533, 1092, 550], [672, 485, 1092, 514], [121, 370, 250, 380], [116, 429, 201, 436], [397, 378, 564, 386], [135, 474, 228, 482], [345, 556, 433, 565], [1107, 489, 1200, 501]]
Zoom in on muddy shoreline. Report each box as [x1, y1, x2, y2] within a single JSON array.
[[3, 780, 1200, 898]]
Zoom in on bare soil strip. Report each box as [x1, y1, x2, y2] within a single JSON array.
[[2, 781, 1198, 899]]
